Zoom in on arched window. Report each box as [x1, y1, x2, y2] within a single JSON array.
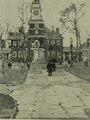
[[18, 51, 21, 58], [57, 40, 60, 45], [47, 40, 49, 45], [57, 52, 61, 57], [51, 40, 55, 45], [34, 40, 40, 48], [51, 51, 55, 57]]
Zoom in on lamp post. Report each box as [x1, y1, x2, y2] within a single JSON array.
[[70, 38, 73, 61]]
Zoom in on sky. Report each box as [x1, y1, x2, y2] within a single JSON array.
[[0, 0, 90, 47]]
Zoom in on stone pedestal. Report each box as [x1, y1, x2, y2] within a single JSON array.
[[63, 53, 65, 62], [38, 48, 45, 60]]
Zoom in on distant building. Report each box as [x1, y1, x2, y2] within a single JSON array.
[[78, 38, 90, 61], [63, 47, 78, 62], [27, 0, 46, 62], [26, 0, 63, 63], [45, 30, 63, 62], [6, 32, 27, 62]]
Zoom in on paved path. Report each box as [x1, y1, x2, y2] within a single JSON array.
[[8, 64, 90, 119]]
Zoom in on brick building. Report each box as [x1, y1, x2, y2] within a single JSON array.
[[6, 32, 27, 62], [45, 30, 63, 62]]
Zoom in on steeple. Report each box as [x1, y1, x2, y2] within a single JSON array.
[[33, 0, 40, 4]]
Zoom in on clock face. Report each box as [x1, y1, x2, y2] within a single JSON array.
[[33, 10, 39, 16]]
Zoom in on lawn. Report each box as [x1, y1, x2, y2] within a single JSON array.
[[66, 66, 90, 81], [0, 67, 27, 85]]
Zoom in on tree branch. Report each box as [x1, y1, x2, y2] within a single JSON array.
[[77, 11, 87, 22], [18, 16, 23, 22]]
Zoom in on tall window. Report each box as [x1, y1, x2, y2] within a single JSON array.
[[48, 51, 50, 57], [35, 23, 39, 28], [18, 51, 21, 58], [13, 41, 17, 46], [57, 40, 60, 45], [47, 40, 49, 45], [51, 40, 55, 45], [51, 51, 55, 57], [57, 52, 60, 57], [13, 51, 17, 58]]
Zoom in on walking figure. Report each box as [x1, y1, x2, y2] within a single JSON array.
[[2, 62, 5, 73], [47, 61, 52, 76], [27, 62, 30, 70], [8, 61, 12, 68], [20, 61, 25, 74]]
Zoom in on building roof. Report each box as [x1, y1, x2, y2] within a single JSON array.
[[44, 25, 63, 40], [7, 32, 23, 40], [78, 42, 89, 50]]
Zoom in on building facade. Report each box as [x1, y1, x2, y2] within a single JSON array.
[[79, 38, 90, 61], [45, 30, 63, 62], [27, 0, 46, 62], [7, 32, 27, 62]]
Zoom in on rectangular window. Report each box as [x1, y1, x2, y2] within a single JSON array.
[[30, 23, 35, 28], [39, 24, 44, 28], [13, 51, 17, 58], [18, 41, 22, 46], [13, 41, 17, 46]]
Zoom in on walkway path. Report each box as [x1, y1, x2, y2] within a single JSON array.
[[8, 63, 90, 119]]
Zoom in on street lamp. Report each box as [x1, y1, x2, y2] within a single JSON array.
[[70, 38, 73, 61]]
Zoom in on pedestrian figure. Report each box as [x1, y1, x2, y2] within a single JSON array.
[[20, 61, 25, 74], [2, 62, 5, 73], [27, 62, 30, 70], [84, 59, 88, 67], [51, 61, 56, 71], [47, 61, 52, 76], [8, 61, 12, 68], [59, 56, 62, 65]]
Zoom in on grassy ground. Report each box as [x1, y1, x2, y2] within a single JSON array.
[[0, 65, 27, 85], [65, 62, 90, 81]]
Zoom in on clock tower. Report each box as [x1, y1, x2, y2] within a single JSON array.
[[27, 0, 46, 62]]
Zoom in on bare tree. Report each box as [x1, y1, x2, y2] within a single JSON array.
[[17, 0, 30, 62], [59, 3, 86, 60], [17, 0, 30, 38]]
